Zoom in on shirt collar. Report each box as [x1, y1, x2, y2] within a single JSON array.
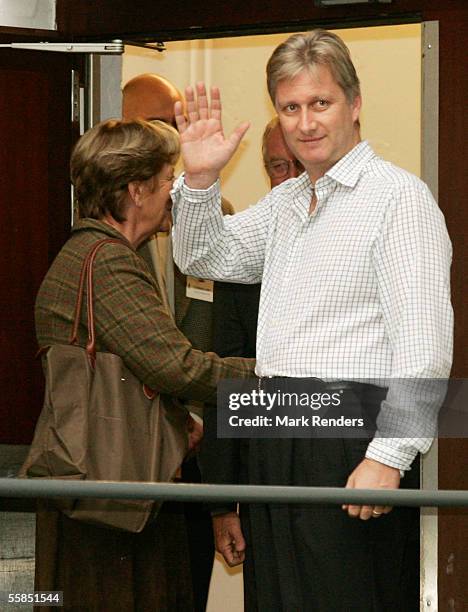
[[324, 140, 376, 188], [288, 170, 313, 198], [288, 140, 376, 199], [285, 141, 376, 221], [287, 172, 314, 221]]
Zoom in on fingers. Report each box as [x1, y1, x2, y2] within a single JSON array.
[[371, 505, 386, 518], [347, 504, 373, 520], [213, 513, 246, 567], [185, 85, 199, 124], [229, 531, 246, 567], [196, 82, 209, 120], [343, 504, 392, 520], [183, 82, 223, 124], [210, 86, 222, 121], [174, 100, 187, 133], [216, 531, 246, 567], [222, 541, 246, 567], [228, 120, 250, 149], [222, 550, 244, 567]]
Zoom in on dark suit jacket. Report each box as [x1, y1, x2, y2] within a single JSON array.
[[212, 282, 261, 358], [201, 281, 261, 514], [173, 195, 235, 353], [174, 265, 214, 353]]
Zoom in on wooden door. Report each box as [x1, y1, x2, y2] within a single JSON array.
[[0, 49, 81, 443]]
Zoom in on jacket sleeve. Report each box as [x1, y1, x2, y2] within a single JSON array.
[[203, 282, 261, 512], [212, 282, 261, 358], [198, 400, 239, 516], [91, 242, 255, 402]]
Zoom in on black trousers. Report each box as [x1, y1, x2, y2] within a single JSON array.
[[238, 382, 420, 612]]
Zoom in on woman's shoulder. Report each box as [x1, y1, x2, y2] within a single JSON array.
[[70, 219, 133, 254], [37, 220, 146, 309], [64, 219, 149, 274]]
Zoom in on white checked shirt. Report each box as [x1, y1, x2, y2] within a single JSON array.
[[172, 141, 453, 470]]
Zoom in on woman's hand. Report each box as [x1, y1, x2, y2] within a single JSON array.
[[175, 82, 250, 189]]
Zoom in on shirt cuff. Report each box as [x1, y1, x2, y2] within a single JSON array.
[[171, 174, 222, 227], [173, 173, 220, 199], [365, 438, 419, 472]]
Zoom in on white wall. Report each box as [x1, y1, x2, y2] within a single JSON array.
[[122, 24, 422, 612]]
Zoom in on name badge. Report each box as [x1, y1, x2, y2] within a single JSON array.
[[186, 276, 214, 302]]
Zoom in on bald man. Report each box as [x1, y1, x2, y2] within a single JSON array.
[[122, 73, 181, 126], [122, 73, 217, 612]]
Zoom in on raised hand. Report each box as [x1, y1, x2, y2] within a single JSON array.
[[175, 82, 250, 189]]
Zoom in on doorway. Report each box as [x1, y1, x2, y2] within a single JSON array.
[[119, 24, 425, 612]]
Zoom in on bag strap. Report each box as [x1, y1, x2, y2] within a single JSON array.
[[70, 238, 130, 367]]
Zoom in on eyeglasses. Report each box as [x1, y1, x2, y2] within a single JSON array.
[[265, 159, 304, 179]]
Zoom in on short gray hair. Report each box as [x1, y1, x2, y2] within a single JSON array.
[[267, 29, 360, 105]]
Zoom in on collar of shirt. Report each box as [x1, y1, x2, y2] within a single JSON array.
[[288, 140, 376, 222], [325, 140, 376, 188]]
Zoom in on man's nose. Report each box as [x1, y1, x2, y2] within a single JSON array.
[[298, 108, 317, 132]]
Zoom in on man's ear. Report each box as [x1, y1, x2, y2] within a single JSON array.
[[128, 180, 144, 207], [351, 95, 362, 123]]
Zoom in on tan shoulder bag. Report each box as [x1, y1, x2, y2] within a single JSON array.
[[19, 238, 188, 532]]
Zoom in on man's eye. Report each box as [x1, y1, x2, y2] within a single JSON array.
[[317, 99, 329, 108], [285, 104, 297, 112]]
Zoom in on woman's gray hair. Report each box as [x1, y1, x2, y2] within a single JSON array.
[[267, 29, 360, 105], [71, 119, 180, 222]]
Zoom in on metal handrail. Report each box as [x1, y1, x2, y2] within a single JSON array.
[[0, 478, 467, 507]]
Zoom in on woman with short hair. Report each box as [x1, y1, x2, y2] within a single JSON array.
[[34, 119, 254, 611]]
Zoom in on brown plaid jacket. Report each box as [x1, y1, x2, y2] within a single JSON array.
[[35, 219, 255, 403]]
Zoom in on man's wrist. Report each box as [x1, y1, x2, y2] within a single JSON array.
[[184, 172, 219, 190], [362, 457, 402, 477]]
